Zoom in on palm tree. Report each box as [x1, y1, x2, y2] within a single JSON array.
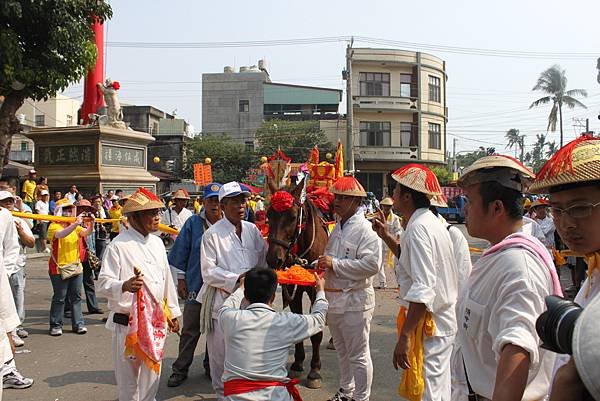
[[530, 65, 588, 147], [505, 129, 520, 158], [546, 141, 558, 158]]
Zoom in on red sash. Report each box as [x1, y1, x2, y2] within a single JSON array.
[[224, 378, 302, 401]]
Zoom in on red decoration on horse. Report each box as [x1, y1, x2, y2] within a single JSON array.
[[271, 191, 295, 212]]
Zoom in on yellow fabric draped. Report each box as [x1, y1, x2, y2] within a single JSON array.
[[560, 250, 600, 298], [396, 306, 436, 401], [8, 211, 179, 235]]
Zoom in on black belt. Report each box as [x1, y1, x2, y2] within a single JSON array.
[[113, 313, 129, 326]]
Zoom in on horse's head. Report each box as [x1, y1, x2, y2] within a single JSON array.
[[266, 179, 304, 270]]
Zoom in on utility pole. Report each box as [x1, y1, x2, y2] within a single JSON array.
[[345, 37, 355, 172], [452, 138, 457, 173]]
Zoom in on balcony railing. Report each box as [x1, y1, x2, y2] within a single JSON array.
[[354, 146, 419, 162], [353, 96, 418, 112]]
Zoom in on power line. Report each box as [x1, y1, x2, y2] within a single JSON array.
[[106, 35, 598, 60]]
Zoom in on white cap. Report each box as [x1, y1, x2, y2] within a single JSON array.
[[40, 189, 49, 196], [29, 169, 36, 174], [111, 195, 120, 201], [0, 191, 15, 201], [218, 181, 250, 202]]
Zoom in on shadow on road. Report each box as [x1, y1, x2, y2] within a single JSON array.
[[45, 370, 117, 387]]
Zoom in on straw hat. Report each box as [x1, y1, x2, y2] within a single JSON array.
[[172, 188, 190, 200], [122, 188, 165, 214], [329, 176, 366, 197], [76, 199, 97, 214], [430, 194, 448, 208], [380, 197, 394, 206], [530, 198, 550, 209], [391, 164, 443, 196], [458, 155, 535, 192], [529, 135, 600, 194], [54, 198, 75, 216]]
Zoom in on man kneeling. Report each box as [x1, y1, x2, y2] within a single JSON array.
[[218, 267, 328, 401]]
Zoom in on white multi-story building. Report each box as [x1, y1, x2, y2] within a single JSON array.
[[347, 48, 448, 198]]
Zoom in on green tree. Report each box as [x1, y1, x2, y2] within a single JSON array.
[[524, 133, 548, 172], [0, 1, 112, 172], [455, 146, 496, 169], [430, 166, 451, 186], [255, 119, 335, 163], [505, 128, 525, 162], [184, 134, 256, 183], [530, 65, 588, 147]]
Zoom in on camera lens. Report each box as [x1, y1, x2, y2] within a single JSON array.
[[536, 296, 583, 354]]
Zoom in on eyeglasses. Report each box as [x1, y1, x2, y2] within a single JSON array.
[[551, 201, 600, 219]]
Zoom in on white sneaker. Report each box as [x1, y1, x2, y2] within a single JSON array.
[[16, 327, 28, 338], [11, 330, 24, 347], [43, 248, 51, 254], [3, 370, 34, 389]]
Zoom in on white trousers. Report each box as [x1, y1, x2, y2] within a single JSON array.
[[328, 309, 374, 401], [418, 334, 454, 401], [112, 324, 160, 401], [206, 318, 225, 401], [450, 343, 469, 401], [377, 258, 387, 286]]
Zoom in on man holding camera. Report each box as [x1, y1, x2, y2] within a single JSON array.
[[528, 135, 600, 401], [456, 155, 561, 401]]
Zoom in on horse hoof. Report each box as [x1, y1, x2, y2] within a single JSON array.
[[288, 369, 303, 379], [306, 377, 322, 389]]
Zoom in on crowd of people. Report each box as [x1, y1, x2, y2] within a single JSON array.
[[0, 134, 599, 401]]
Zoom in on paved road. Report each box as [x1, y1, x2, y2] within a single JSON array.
[[1, 224, 523, 401]]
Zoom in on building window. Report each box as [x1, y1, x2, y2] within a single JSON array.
[[428, 123, 441, 149], [20, 141, 29, 151], [400, 74, 412, 97], [400, 123, 418, 147], [35, 114, 45, 127], [239, 100, 250, 112], [428, 76, 441, 103], [359, 72, 390, 96], [359, 121, 391, 146], [244, 141, 254, 152], [66, 114, 73, 126]]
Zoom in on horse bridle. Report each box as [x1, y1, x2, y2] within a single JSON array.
[[268, 201, 315, 265]]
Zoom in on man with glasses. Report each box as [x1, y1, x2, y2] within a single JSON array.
[[318, 176, 380, 401], [528, 135, 600, 400], [197, 181, 267, 400], [98, 187, 181, 401], [456, 155, 560, 401]]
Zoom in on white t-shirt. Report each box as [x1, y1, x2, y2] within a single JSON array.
[[35, 200, 49, 216], [457, 246, 556, 400]]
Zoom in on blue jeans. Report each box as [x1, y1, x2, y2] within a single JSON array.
[[49, 273, 84, 330], [8, 269, 25, 324]]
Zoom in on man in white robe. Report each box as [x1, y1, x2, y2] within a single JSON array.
[[0, 207, 34, 393], [456, 155, 559, 401], [375, 197, 402, 289], [218, 267, 328, 401], [198, 182, 268, 401], [317, 176, 380, 401], [374, 164, 458, 401], [98, 188, 181, 401], [527, 136, 600, 400], [161, 189, 193, 230]]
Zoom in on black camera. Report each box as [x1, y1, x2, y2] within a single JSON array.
[[536, 295, 583, 354]]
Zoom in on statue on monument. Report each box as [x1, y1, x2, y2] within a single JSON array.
[[96, 78, 127, 129]]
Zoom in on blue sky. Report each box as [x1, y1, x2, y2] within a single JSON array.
[[63, 0, 600, 153]]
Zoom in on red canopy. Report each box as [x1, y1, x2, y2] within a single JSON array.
[[240, 183, 263, 194]]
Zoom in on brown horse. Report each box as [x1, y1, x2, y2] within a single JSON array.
[[266, 179, 330, 389]]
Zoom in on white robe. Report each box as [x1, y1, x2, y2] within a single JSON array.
[[161, 207, 193, 230], [457, 245, 556, 400], [521, 216, 547, 246], [97, 227, 181, 401], [0, 208, 21, 399], [218, 288, 328, 401], [198, 217, 268, 400], [396, 208, 458, 336], [536, 216, 556, 248], [324, 209, 380, 401]]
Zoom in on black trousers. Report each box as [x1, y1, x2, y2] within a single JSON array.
[[171, 302, 210, 375]]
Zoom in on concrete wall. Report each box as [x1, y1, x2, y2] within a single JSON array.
[[16, 94, 80, 128], [122, 106, 166, 134], [202, 71, 267, 143]]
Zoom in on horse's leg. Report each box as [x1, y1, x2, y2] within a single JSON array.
[[306, 288, 323, 389], [288, 286, 305, 378]]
